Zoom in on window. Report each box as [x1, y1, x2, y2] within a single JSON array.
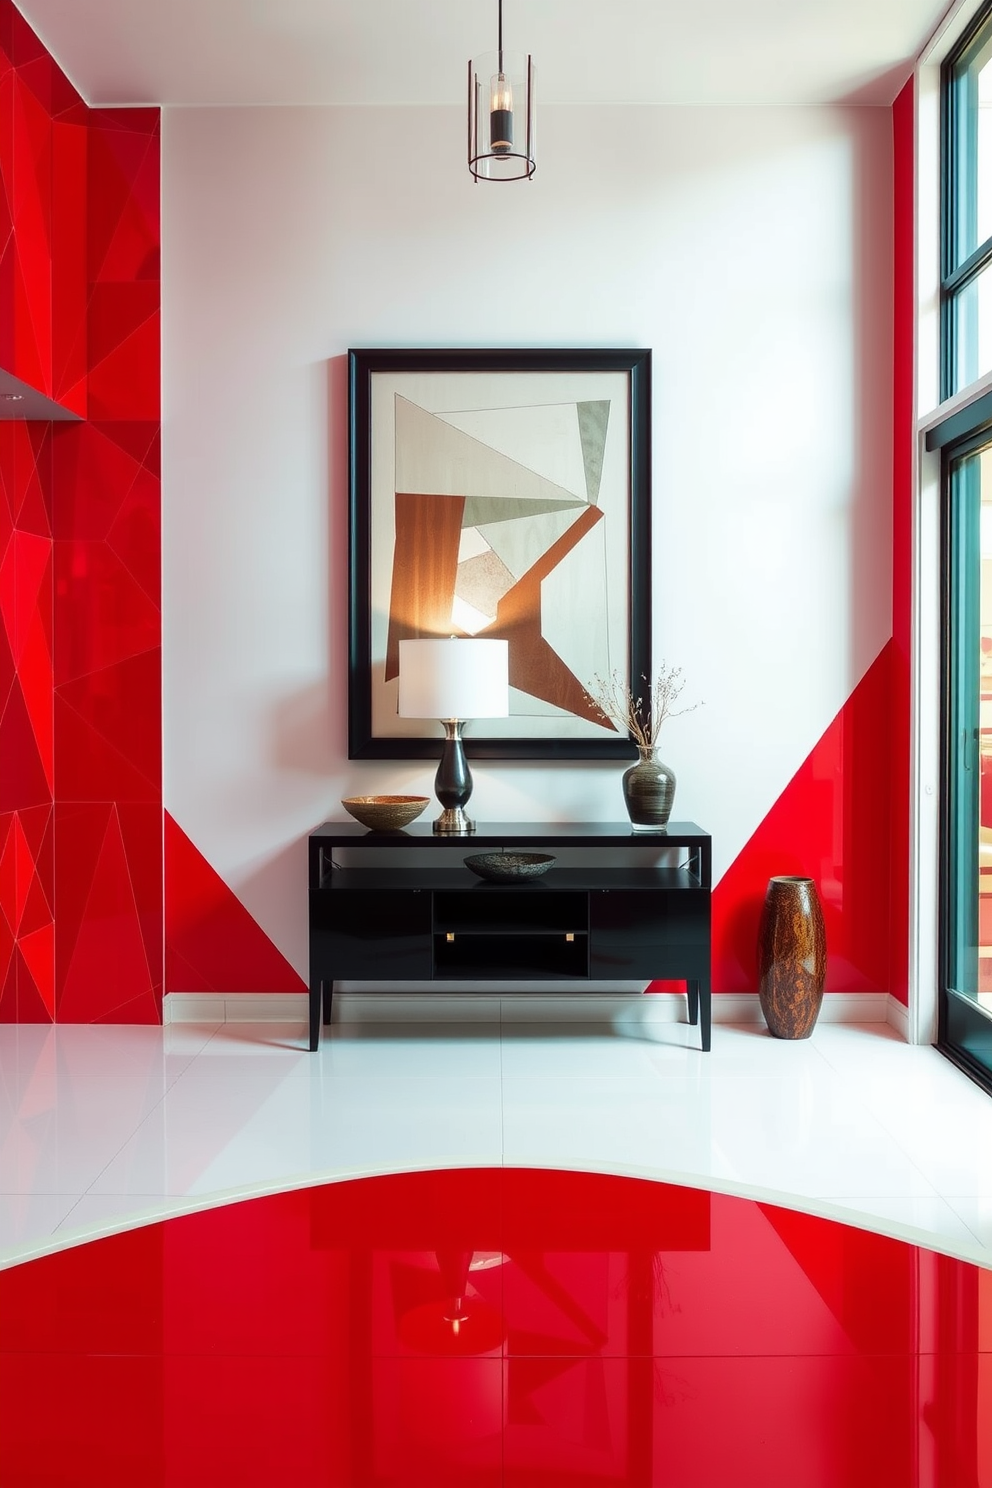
[[939, 430, 992, 1084], [942, 3, 992, 397], [933, 3, 992, 1090]]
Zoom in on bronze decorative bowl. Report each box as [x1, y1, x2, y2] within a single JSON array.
[[464, 852, 557, 883], [341, 795, 430, 831]]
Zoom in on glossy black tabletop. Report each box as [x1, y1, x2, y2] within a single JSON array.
[[311, 820, 709, 847]]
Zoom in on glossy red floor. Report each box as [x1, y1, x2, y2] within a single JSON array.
[[0, 1167, 989, 1487]]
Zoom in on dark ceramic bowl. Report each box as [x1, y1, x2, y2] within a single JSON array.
[[464, 852, 557, 883]]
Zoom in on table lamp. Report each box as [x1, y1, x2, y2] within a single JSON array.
[[398, 638, 509, 834]]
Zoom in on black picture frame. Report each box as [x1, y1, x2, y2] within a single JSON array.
[[348, 347, 651, 760]]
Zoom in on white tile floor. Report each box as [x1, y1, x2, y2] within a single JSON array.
[[2, 1003, 992, 1270]]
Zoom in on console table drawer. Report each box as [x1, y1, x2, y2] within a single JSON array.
[[311, 889, 432, 979], [433, 890, 587, 935], [589, 889, 710, 979], [433, 930, 589, 979]]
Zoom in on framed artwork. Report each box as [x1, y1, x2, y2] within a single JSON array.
[[348, 347, 651, 759]]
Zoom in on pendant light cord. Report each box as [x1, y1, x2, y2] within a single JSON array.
[[497, 0, 503, 71]]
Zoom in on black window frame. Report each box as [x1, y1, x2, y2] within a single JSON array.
[[936, 420, 992, 1096], [941, 1, 992, 399]]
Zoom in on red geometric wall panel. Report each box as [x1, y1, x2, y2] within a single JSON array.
[[55, 802, 158, 1023], [0, 14, 51, 399], [0, 421, 53, 1023], [0, 0, 161, 1024], [165, 814, 306, 996], [51, 102, 161, 1021], [0, 3, 89, 414], [84, 113, 159, 423], [710, 643, 895, 995]]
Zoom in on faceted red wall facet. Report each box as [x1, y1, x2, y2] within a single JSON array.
[[0, 421, 53, 1022]]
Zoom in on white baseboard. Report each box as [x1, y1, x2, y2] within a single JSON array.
[[164, 988, 897, 1027], [886, 993, 911, 1041], [164, 993, 309, 1024]]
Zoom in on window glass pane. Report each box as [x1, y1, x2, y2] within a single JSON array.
[[952, 260, 992, 390], [949, 25, 992, 268], [944, 441, 992, 1052], [979, 55, 992, 246], [977, 451, 992, 1017], [946, 448, 982, 1004]]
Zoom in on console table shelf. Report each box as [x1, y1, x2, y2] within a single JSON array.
[[308, 821, 712, 1051]]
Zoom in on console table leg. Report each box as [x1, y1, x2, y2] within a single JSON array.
[[686, 980, 699, 1026], [699, 979, 711, 1052], [323, 980, 333, 1025], [309, 979, 322, 1052]]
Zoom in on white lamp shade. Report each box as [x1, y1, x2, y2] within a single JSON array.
[[398, 638, 509, 720]]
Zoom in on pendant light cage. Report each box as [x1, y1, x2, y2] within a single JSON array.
[[467, 1, 535, 182]]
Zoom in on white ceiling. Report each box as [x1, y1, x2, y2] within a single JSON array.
[[17, 0, 950, 109]]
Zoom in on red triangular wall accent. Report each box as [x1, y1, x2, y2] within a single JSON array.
[[17, 801, 51, 857], [88, 419, 159, 473], [18, 921, 53, 1016], [18, 871, 51, 937], [0, 811, 15, 930], [167, 944, 212, 994], [703, 643, 895, 996], [11, 811, 32, 928], [0, 946, 18, 1021], [6, 531, 50, 659], [106, 465, 161, 607], [0, 899, 13, 993], [0, 608, 14, 701], [0, 676, 52, 811], [14, 945, 52, 1022], [92, 986, 160, 1025], [17, 613, 53, 791], [86, 282, 158, 369], [57, 806, 155, 1020], [13, 462, 49, 536], [51, 420, 142, 543], [86, 311, 159, 422], [165, 812, 306, 995], [53, 802, 113, 983]]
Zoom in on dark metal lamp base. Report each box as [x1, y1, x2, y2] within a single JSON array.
[[433, 720, 476, 835], [433, 807, 475, 834]]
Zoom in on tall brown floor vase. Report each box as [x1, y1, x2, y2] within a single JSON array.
[[757, 876, 827, 1039]]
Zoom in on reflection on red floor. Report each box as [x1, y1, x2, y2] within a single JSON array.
[[0, 1168, 990, 1487]]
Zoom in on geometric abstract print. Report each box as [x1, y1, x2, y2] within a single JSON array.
[[376, 386, 626, 743]]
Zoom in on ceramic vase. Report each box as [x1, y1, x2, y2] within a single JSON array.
[[757, 876, 826, 1039], [622, 746, 676, 829]]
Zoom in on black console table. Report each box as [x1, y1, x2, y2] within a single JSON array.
[[307, 821, 712, 1052]]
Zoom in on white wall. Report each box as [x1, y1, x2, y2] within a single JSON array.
[[162, 102, 893, 978]]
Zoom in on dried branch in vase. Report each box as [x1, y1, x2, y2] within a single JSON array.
[[584, 664, 700, 749]]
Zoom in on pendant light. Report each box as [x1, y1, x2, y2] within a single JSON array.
[[468, 0, 535, 181]]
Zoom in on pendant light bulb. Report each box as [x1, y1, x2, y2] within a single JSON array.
[[490, 72, 513, 153]]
